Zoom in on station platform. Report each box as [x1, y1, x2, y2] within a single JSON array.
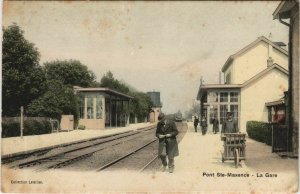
[[1, 122, 154, 157], [1, 122, 298, 193]]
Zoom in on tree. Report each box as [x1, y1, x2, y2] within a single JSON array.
[[2, 24, 46, 116], [100, 71, 130, 94], [27, 80, 78, 121], [27, 59, 96, 121], [99, 71, 153, 122], [129, 91, 153, 121], [44, 60, 97, 87]]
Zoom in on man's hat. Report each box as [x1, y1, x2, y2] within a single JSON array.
[[158, 113, 165, 120], [226, 112, 233, 116]]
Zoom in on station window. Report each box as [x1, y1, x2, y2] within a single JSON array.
[[230, 105, 239, 123], [220, 92, 228, 102], [79, 95, 85, 119], [87, 96, 94, 119], [220, 105, 228, 124], [230, 92, 238, 102], [209, 106, 218, 124], [208, 92, 218, 103], [96, 96, 103, 119]]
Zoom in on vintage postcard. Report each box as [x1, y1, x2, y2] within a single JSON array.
[[1, 1, 299, 193]]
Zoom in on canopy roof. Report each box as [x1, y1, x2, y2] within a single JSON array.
[[74, 87, 133, 100]]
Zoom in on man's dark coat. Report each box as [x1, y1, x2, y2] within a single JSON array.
[[213, 118, 219, 132], [156, 119, 179, 158], [222, 119, 238, 133]]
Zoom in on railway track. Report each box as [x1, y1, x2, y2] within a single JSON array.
[[95, 122, 188, 173], [3, 122, 188, 172], [96, 138, 158, 172], [2, 125, 156, 171]]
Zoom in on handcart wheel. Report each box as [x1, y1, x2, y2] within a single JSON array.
[[234, 148, 239, 168]]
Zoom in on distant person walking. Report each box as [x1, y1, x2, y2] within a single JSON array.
[[222, 112, 238, 133], [212, 117, 219, 134], [201, 115, 207, 135], [156, 113, 179, 173], [193, 116, 199, 132]]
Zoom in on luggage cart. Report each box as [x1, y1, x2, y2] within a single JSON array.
[[221, 133, 246, 168]]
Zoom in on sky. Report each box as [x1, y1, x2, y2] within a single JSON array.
[[2, 1, 289, 114]]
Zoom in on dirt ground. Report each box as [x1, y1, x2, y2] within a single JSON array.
[[1, 122, 298, 193]]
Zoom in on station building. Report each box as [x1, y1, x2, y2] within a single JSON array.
[[273, 1, 299, 155], [74, 87, 133, 129], [197, 36, 288, 132]]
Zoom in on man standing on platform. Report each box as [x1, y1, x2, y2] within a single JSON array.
[[212, 116, 219, 134], [156, 113, 179, 173], [200, 115, 207, 135], [194, 116, 199, 132], [222, 112, 238, 133]]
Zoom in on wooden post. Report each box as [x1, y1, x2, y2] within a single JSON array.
[[109, 97, 112, 128], [127, 100, 130, 126], [115, 100, 118, 128], [121, 100, 124, 126], [20, 106, 24, 138]]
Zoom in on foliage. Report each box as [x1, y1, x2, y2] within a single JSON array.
[[78, 125, 86, 130], [2, 24, 153, 124], [100, 71, 153, 121], [2, 118, 52, 138], [27, 80, 79, 121], [100, 71, 130, 94], [1, 121, 20, 137], [26, 60, 96, 125], [44, 60, 97, 87], [129, 91, 153, 121], [2, 24, 46, 116], [246, 121, 272, 146]]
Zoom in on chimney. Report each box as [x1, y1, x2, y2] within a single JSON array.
[[267, 57, 274, 67], [273, 42, 287, 48]]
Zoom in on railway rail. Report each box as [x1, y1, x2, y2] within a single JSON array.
[[3, 122, 187, 172], [2, 125, 156, 171], [95, 122, 187, 173], [96, 138, 158, 172]]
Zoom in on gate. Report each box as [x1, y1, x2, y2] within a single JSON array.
[[272, 124, 289, 153]]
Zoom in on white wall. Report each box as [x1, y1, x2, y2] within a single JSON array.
[[272, 48, 288, 70], [239, 68, 288, 132], [231, 41, 288, 84]]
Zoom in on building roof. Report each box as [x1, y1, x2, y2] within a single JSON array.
[[265, 99, 285, 107], [197, 64, 288, 100], [273, 1, 298, 19], [241, 63, 288, 87], [74, 87, 134, 99], [221, 36, 288, 72], [196, 84, 242, 100]]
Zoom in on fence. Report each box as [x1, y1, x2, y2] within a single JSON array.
[[272, 124, 289, 153], [2, 117, 59, 137], [2, 117, 50, 123]]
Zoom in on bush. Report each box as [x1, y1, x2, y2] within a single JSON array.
[[41, 120, 52, 134], [246, 121, 272, 145], [1, 121, 20, 137], [2, 117, 52, 138], [78, 125, 86, 130]]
